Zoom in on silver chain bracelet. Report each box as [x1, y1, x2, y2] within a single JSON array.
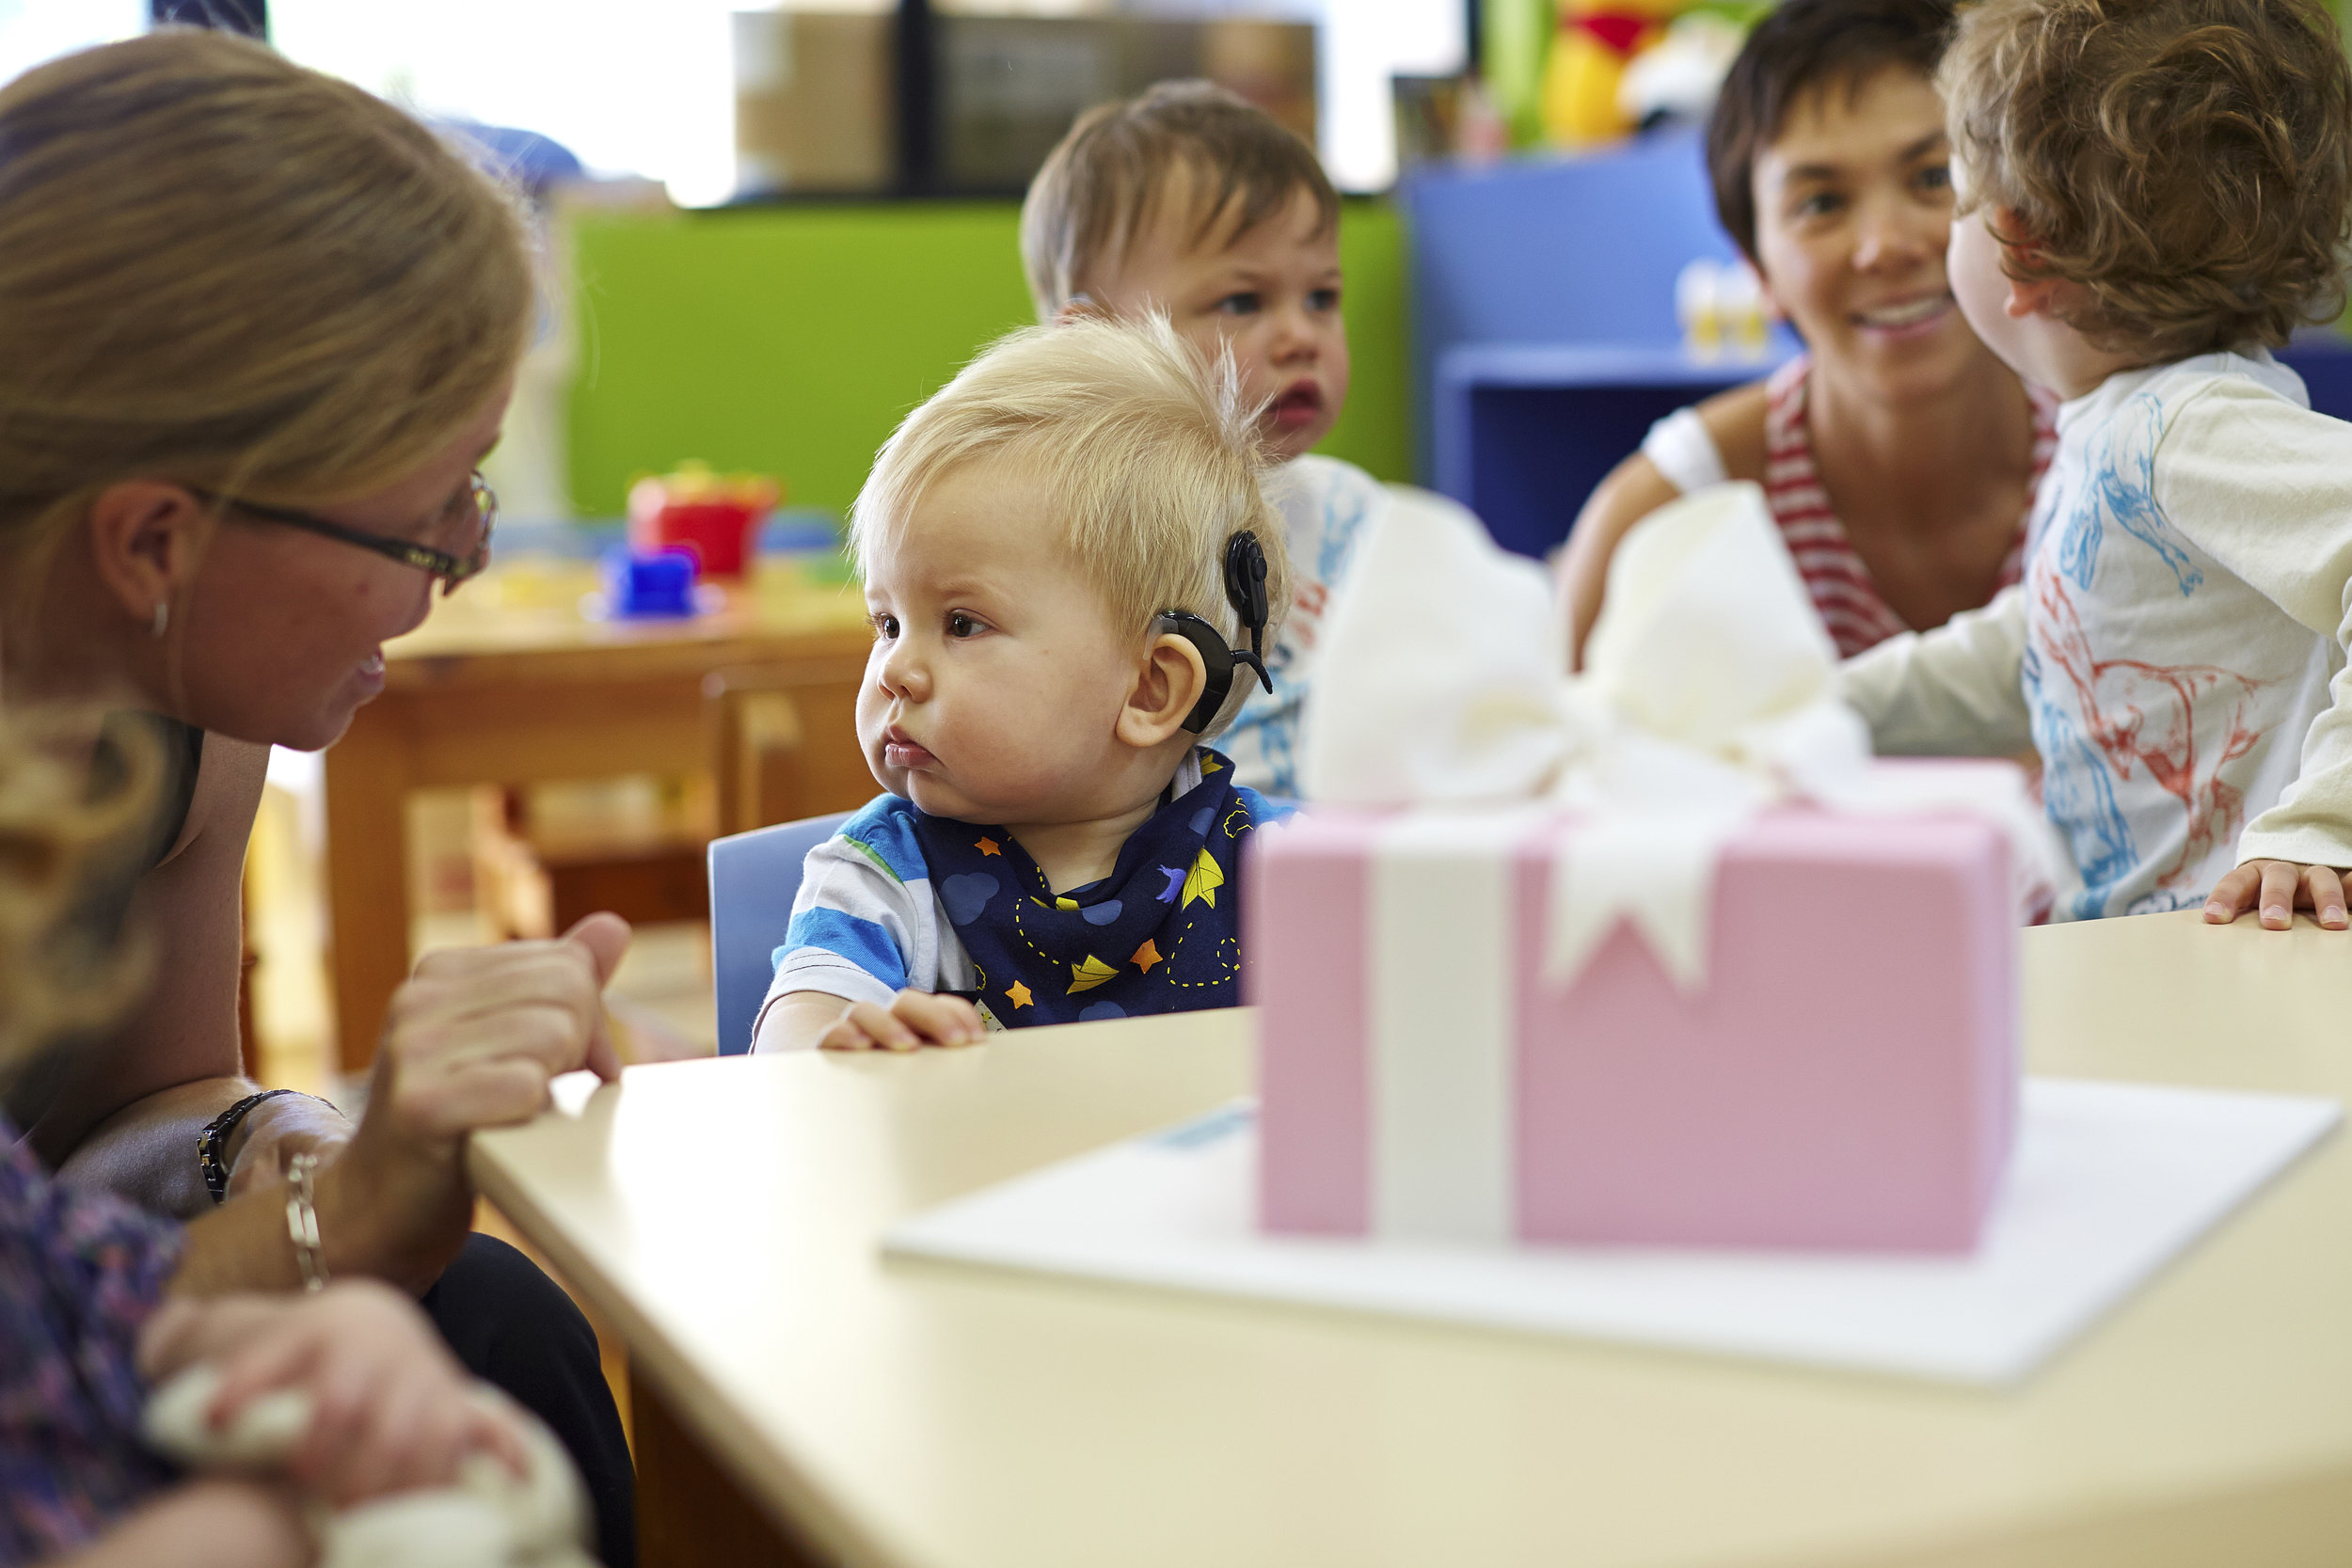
[[282, 1151, 327, 1293]]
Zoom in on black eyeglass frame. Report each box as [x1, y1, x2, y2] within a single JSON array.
[[186, 471, 498, 594]]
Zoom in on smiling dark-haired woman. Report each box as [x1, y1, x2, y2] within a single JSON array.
[[0, 31, 633, 1564], [1558, 0, 2055, 667]]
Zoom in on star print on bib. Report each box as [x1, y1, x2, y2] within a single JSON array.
[[909, 750, 1264, 1027]]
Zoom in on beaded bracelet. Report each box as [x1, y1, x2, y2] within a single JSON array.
[[199, 1087, 333, 1205], [196, 1088, 307, 1206]]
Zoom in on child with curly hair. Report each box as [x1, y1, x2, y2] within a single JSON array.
[[1843, 0, 2352, 928]]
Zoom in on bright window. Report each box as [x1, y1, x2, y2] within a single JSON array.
[[0, 0, 146, 87], [275, 0, 1464, 198], [271, 0, 743, 205], [6, 1, 1465, 201]]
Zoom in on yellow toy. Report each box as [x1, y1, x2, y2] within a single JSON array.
[[1539, 0, 1698, 148]]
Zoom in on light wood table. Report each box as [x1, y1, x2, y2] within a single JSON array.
[[471, 911, 2352, 1568], [323, 559, 869, 1071]]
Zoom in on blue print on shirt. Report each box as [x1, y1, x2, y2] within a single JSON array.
[[1256, 717, 1299, 800], [1315, 475, 1374, 586], [2056, 393, 2203, 597], [2124, 884, 2205, 916], [2026, 647, 2137, 919]]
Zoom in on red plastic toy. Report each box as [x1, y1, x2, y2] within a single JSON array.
[[626, 462, 783, 579]]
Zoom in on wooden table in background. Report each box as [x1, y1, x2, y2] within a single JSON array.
[[472, 911, 2352, 1568], [323, 560, 870, 1072]]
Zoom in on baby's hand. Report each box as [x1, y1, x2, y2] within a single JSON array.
[[2203, 860, 2352, 930], [818, 989, 985, 1051]]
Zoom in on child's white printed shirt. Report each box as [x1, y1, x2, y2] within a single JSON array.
[[1843, 349, 2352, 920], [1222, 454, 1487, 799], [1220, 454, 1381, 799]]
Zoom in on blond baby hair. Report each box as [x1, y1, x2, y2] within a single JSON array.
[[1020, 79, 1338, 322], [1941, 0, 2352, 359], [0, 710, 156, 1071], [851, 314, 1292, 737], [0, 29, 532, 627]]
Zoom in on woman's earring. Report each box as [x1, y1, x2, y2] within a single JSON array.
[[151, 602, 169, 640]]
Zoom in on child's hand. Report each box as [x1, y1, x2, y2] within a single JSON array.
[[2203, 860, 2352, 930], [818, 989, 985, 1051], [139, 1281, 530, 1507]]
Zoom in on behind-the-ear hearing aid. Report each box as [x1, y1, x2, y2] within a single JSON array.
[[1223, 530, 1271, 688], [1156, 530, 1276, 734]]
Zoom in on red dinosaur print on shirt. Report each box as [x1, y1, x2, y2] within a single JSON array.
[[2032, 571, 2265, 893], [1284, 580, 1329, 655]]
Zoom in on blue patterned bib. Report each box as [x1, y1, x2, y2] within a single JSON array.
[[909, 751, 1266, 1027]]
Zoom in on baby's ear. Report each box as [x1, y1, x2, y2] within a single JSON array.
[[2004, 271, 2066, 323], [1118, 629, 1209, 749], [1991, 211, 2063, 321]]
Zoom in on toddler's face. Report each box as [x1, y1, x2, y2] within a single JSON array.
[[1087, 182, 1349, 463], [857, 458, 1147, 827]]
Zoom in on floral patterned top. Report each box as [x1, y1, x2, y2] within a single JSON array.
[[0, 1116, 183, 1563]]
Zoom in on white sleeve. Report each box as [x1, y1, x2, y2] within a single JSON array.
[[2154, 383, 2352, 867], [1838, 585, 2034, 756], [1639, 407, 1729, 496]]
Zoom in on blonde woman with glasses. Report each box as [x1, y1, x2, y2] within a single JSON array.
[[0, 31, 634, 1564]]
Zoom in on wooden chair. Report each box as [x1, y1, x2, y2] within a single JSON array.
[[704, 661, 874, 838], [467, 660, 871, 945]]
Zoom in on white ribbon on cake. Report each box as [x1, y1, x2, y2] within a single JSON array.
[[1295, 483, 2054, 1242], [1302, 480, 2056, 989]]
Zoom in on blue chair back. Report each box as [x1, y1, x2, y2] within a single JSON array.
[[707, 811, 851, 1055]]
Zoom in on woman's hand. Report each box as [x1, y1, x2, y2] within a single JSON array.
[[138, 1282, 528, 1509], [818, 989, 985, 1052], [318, 912, 630, 1290], [167, 913, 628, 1299], [2203, 861, 2352, 930], [370, 910, 628, 1141]]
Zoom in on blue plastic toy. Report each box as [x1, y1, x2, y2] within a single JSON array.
[[602, 546, 699, 618]]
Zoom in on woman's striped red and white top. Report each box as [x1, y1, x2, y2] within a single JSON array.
[[1762, 353, 2059, 658]]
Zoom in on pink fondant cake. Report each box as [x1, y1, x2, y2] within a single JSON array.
[[1248, 794, 2018, 1252]]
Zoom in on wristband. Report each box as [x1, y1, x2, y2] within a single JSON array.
[[196, 1088, 307, 1206]]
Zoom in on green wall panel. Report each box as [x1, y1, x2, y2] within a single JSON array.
[[1322, 199, 1412, 488], [564, 197, 1411, 521], [565, 203, 1031, 519]]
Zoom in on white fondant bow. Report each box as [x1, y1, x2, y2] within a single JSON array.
[[1299, 483, 2056, 990]]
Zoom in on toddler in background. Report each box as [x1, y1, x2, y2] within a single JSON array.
[[1023, 80, 1464, 798], [755, 316, 1294, 1052], [1843, 0, 2352, 927]]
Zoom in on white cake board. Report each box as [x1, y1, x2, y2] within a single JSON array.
[[884, 1079, 2338, 1386]]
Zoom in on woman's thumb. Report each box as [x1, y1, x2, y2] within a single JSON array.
[[560, 911, 632, 987]]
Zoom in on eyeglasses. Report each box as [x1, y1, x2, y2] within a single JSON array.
[[189, 471, 498, 595]]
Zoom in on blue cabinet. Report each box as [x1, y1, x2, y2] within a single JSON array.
[[1432, 341, 1792, 560]]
